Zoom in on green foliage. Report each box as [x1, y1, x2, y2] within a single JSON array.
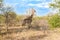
[[50, 0, 60, 13], [0, 0, 3, 9], [0, 11, 17, 25], [0, 14, 5, 23], [33, 16, 41, 21], [4, 11, 17, 25], [0, 0, 3, 2], [48, 14, 60, 28], [8, 12, 17, 19], [49, 0, 60, 28], [16, 15, 23, 22]]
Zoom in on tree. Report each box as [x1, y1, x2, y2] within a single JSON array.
[[50, 0, 60, 13], [7, 11, 17, 26], [0, 0, 3, 8], [48, 0, 60, 28], [1, 6, 17, 32], [0, 0, 3, 13]]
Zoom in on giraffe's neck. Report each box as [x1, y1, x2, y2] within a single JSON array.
[[29, 13, 34, 19], [30, 9, 35, 19]]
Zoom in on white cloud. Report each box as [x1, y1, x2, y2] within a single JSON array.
[[3, 3, 19, 8], [21, 0, 47, 2], [3, 0, 52, 9], [28, 2, 50, 8]]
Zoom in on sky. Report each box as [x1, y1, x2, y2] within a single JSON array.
[[3, 0, 52, 16]]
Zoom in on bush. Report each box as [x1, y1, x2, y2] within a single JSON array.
[[48, 13, 60, 28]]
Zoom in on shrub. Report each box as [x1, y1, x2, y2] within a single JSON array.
[[48, 13, 60, 28]]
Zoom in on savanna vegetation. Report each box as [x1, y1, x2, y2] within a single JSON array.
[[0, 0, 60, 40]]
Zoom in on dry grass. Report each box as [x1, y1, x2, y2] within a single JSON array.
[[0, 26, 60, 40], [0, 29, 47, 40]]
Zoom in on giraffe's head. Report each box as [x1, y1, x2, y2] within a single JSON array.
[[31, 8, 36, 15], [26, 8, 36, 16]]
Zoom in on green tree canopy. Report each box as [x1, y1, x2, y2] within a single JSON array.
[[48, 0, 60, 28], [50, 0, 60, 13]]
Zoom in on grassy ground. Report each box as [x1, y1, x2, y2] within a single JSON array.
[[0, 27, 60, 40]]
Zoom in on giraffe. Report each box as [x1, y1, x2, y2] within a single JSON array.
[[22, 8, 36, 29]]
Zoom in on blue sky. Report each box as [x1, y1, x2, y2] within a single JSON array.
[[3, 0, 52, 16]]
